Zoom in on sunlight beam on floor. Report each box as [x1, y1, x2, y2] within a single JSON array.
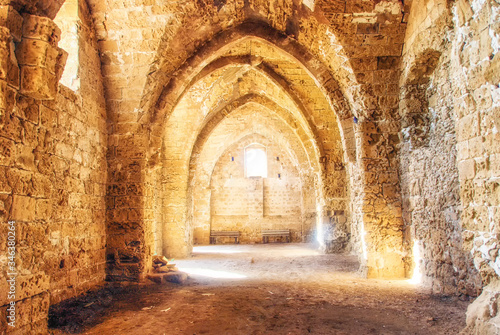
[[192, 246, 244, 254], [178, 267, 247, 279]]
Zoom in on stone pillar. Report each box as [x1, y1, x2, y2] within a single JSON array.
[[106, 133, 150, 281], [0, 6, 22, 114], [16, 14, 67, 100], [357, 120, 405, 278], [192, 185, 212, 245], [160, 161, 191, 259]]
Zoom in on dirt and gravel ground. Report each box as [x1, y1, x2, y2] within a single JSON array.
[[49, 243, 471, 334]]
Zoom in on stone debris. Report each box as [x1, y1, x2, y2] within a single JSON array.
[[147, 256, 187, 284], [153, 255, 169, 266]]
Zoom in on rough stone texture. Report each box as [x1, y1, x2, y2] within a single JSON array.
[[0, 1, 106, 333], [16, 13, 67, 100], [0, 0, 498, 333], [464, 279, 500, 334], [399, 0, 482, 296], [400, 0, 500, 331], [206, 134, 311, 244]]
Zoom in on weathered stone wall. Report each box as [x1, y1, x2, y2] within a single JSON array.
[[400, 0, 500, 328], [207, 135, 310, 244], [399, 0, 482, 296], [452, 0, 500, 332], [0, 1, 107, 333]]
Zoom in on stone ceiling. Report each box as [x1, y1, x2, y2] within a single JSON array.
[[81, 0, 410, 123]]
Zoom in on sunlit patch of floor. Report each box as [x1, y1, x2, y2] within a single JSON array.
[[177, 267, 247, 279]]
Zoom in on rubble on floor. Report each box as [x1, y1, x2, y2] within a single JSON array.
[[147, 255, 189, 284]]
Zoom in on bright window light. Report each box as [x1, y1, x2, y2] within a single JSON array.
[[409, 239, 423, 284], [245, 145, 267, 178], [54, 0, 80, 91]]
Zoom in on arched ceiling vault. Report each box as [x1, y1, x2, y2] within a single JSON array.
[[190, 100, 318, 185], [149, 30, 352, 131], [160, 63, 323, 174], [186, 61, 328, 153], [190, 93, 321, 168], [83, 0, 408, 128], [189, 103, 315, 189], [156, 38, 345, 176]]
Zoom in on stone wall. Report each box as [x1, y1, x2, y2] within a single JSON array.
[[400, 0, 500, 326], [0, 1, 107, 333], [188, 104, 320, 247], [205, 135, 312, 244], [399, 0, 482, 296]]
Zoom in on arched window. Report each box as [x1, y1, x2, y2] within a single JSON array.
[[244, 144, 267, 178]]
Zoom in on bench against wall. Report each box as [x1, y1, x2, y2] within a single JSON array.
[[261, 229, 291, 243], [209, 230, 292, 244], [209, 231, 240, 244]]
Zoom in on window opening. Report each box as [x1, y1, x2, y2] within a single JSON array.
[[245, 144, 267, 178]]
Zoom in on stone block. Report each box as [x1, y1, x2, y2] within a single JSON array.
[[457, 113, 479, 142], [474, 156, 490, 179], [22, 14, 61, 46], [382, 184, 400, 199], [14, 298, 31, 328], [458, 159, 476, 181], [485, 53, 500, 85], [350, 57, 378, 72], [346, 0, 374, 13], [163, 271, 188, 284], [0, 135, 15, 166], [356, 23, 379, 34], [0, 26, 10, 80], [373, 70, 399, 84], [35, 199, 53, 220], [377, 56, 399, 70], [16, 39, 61, 74], [10, 195, 35, 222], [0, 78, 8, 111], [0, 6, 23, 42], [20, 66, 57, 100]]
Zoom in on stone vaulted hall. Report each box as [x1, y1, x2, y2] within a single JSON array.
[[0, 0, 499, 334]]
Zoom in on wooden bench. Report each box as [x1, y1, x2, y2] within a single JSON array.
[[261, 229, 291, 243], [209, 231, 240, 244]]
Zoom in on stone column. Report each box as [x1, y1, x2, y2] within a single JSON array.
[[0, 6, 22, 113], [356, 120, 405, 278], [106, 132, 150, 281], [16, 14, 67, 100]]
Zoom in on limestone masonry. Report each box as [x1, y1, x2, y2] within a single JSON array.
[[0, 0, 498, 333]]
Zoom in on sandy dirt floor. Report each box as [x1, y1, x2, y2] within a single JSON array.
[[49, 243, 471, 335]]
